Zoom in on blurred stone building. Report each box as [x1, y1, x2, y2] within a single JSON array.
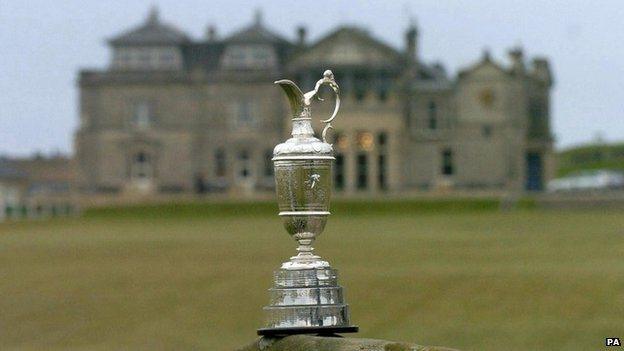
[[75, 8, 554, 196], [0, 156, 75, 221]]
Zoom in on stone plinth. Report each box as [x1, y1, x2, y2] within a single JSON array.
[[238, 335, 459, 351]]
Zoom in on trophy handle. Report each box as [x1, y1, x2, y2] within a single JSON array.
[[304, 70, 340, 143]]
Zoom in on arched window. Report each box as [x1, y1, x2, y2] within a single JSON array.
[[428, 101, 437, 130]]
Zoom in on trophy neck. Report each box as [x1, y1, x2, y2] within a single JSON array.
[[291, 107, 315, 139]]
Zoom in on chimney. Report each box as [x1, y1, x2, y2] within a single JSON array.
[[405, 19, 418, 62], [297, 26, 307, 46], [254, 8, 263, 26], [508, 47, 525, 75], [206, 25, 217, 42], [146, 6, 159, 25], [531, 58, 553, 86]]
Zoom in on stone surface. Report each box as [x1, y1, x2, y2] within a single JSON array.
[[237, 335, 459, 351]]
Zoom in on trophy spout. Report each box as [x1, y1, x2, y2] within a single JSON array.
[[275, 70, 340, 143], [275, 79, 306, 118]]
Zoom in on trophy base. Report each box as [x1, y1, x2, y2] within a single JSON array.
[[257, 325, 359, 336], [259, 266, 357, 335]]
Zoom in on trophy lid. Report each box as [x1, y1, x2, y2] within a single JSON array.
[[273, 70, 340, 160]]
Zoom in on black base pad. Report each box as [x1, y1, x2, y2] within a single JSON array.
[[257, 325, 359, 336]]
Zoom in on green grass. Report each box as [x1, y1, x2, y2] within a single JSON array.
[[0, 201, 623, 350], [83, 198, 501, 219], [556, 142, 624, 177]]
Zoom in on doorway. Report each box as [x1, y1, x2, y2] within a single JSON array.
[[525, 152, 543, 191]]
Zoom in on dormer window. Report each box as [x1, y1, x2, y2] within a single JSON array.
[[108, 8, 188, 71], [222, 44, 277, 69], [112, 47, 182, 70], [159, 51, 175, 64]]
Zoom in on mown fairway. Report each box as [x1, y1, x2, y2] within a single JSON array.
[[0, 201, 622, 350]]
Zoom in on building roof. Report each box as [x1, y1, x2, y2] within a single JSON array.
[[109, 7, 190, 46], [288, 26, 404, 70], [0, 159, 26, 181], [9, 156, 74, 183], [457, 49, 511, 79], [224, 10, 289, 44]]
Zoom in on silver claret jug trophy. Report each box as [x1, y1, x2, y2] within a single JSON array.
[[257, 70, 358, 336]]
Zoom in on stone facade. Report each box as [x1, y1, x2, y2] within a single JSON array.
[[75, 8, 554, 196], [0, 156, 75, 220]]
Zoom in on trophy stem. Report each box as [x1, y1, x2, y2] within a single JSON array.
[[296, 236, 315, 254], [279, 234, 329, 270]]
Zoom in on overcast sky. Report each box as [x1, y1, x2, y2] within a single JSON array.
[[1, 0, 623, 156]]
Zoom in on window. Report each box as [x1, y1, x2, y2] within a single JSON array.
[[377, 132, 387, 148], [222, 45, 277, 69], [215, 149, 226, 177], [264, 149, 273, 177], [194, 173, 207, 194], [378, 89, 388, 102], [428, 101, 437, 130], [357, 153, 368, 190], [234, 100, 255, 127], [482, 125, 492, 138], [377, 72, 391, 102], [113, 47, 181, 70], [228, 47, 246, 67], [335, 154, 345, 191], [159, 52, 175, 65], [237, 149, 251, 179], [377, 132, 388, 190], [378, 154, 387, 190], [528, 100, 547, 137], [441, 149, 454, 176], [355, 89, 366, 101], [252, 47, 270, 65], [354, 71, 368, 102], [115, 49, 131, 67], [132, 102, 151, 130], [138, 50, 151, 65]]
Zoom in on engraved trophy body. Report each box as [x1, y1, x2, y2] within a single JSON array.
[[257, 70, 358, 336]]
